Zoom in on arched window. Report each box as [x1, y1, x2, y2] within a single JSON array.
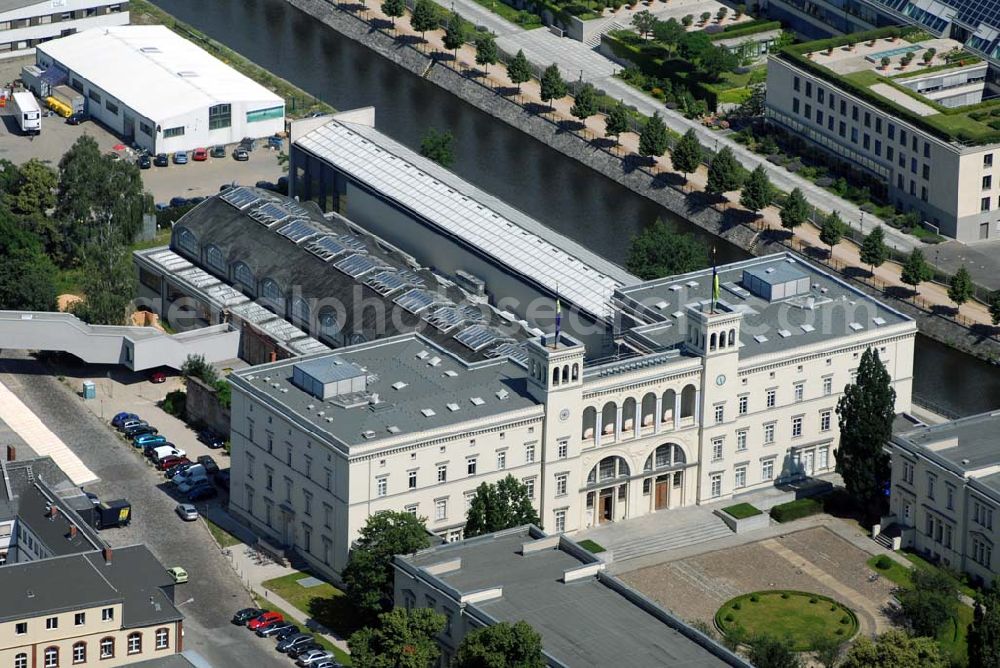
[[155, 627, 169, 650], [318, 307, 341, 344], [73, 641, 86, 664], [232, 261, 255, 292], [709, 332, 717, 350], [582, 406, 597, 440], [680, 384, 697, 418], [552, 367, 560, 386], [204, 244, 225, 273], [44, 647, 58, 668], [174, 226, 198, 257], [728, 329, 736, 347], [15, 653, 27, 668], [562, 365, 569, 384], [291, 297, 310, 324], [571, 363, 579, 381], [100, 638, 115, 659], [587, 456, 630, 485], [260, 278, 284, 311], [127, 632, 142, 655], [719, 333, 726, 349], [644, 444, 686, 471]]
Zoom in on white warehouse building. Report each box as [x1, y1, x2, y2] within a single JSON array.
[[0, 0, 127, 59], [34, 25, 285, 154]]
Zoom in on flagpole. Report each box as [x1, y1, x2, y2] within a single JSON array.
[[554, 283, 562, 349], [711, 246, 718, 315]]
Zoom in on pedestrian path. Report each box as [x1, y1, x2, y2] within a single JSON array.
[[498, 28, 619, 79], [446, 0, 523, 36], [0, 378, 96, 485]]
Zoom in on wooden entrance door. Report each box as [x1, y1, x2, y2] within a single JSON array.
[[655, 479, 669, 510], [599, 491, 614, 523]]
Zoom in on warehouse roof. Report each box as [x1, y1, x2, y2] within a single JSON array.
[[294, 119, 637, 321], [36, 26, 283, 122]]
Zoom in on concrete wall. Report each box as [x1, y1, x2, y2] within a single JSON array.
[[184, 376, 231, 438]]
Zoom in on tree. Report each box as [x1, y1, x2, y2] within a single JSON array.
[[968, 586, 1000, 668], [342, 511, 431, 616], [900, 248, 932, 297], [570, 83, 597, 124], [6, 158, 56, 218], [475, 33, 498, 75], [819, 210, 846, 257], [381, 0, 405, 26], [880, 55, 890, 69], [465, 475, 540, 538], [453, 621, 545, 668], [681, 14, 694, 27], [539, 63, 566, 111], [180, 354, 219, 385], [835, 347, 895, 521], [705, 146, 743, 195], [747, 636, 800, 668], [348, 608, 445, 668], [638, 112, 669, 160], [700, 11, 711, 23], [507, 50, 531, 92], [735, 83, 766, 118], [604, 102, 630, 145], [443, 12, 466, 60], [898, 568, 957, 637], [0, 206, 57, 312], [990, 290, 1000, 327], [859, 226, 889, 275], [631, 9, 656, 38], [715, 5, 728, 22], [840, 629, 946, 668], [779, 187, 810, 234], [71, 234, 136, 325], [670, 128, 702, 183], [410, 0, 438, 41], [652, 17, 684, 51], [626, 218, 708, 280], [947, 265, 974, 308], [739, 164, 773, 217], [419, 128, 456, 168], [697, 46, 738, 81], [811, 636, 846, 668]]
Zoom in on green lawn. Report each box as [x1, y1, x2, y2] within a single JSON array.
[[252, 594, 352, 666], [576, 539, 606, 554], [262, 572, 364, 640], [204, 518, 242, 549], [866, 554, 911, 588], [715, 591, 858, 651], [937, 600, 973, 666], [466, 0, 542, 29], [721, 503, 762, 519], [900, 551, 978, 599]]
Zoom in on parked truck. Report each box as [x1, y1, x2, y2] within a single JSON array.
[[11, 92, 40, 134], [80, 499, 132, 529]]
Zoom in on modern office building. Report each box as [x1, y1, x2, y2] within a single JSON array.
[[767, 26, 1000, 242], [34, 25, 284, 154], [226, 251, 916, 579], [289, 111, 639, 355], [0, 0, 127, 58], [884, 410, 1000, 585], [393, 525, 751, 667]]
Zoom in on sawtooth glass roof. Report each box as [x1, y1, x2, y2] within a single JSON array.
[[295, 119, 637, 320]]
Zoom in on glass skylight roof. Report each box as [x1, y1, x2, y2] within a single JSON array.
[[395, 288, 442, 314], [455, 324, 504, 351], [220, 186, 263, 210], [277, 219, 323, 243], [334, 253, 382, 278], [249, 201, 294, 226]]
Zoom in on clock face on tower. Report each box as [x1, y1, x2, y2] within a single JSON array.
[[559, 408, 570, 422], [715, 374, 726, 387]]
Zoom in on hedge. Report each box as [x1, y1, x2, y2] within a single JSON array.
[[721, 502, 763, 519], [603, 32, 721, 109], [769, 497, 824, 523], [712, 19, 782, 41]]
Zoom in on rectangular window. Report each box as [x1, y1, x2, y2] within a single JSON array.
[[303, 490, 312, 516], [734, 466, 747, 489], [738, 395, 748, 415], [927, 474, 935, 500], [408, 470, 417, 489], [15, 622, 26, 635], [75, 612, 85, 626], [766, 389, 776, 408], [710, 473, 722, 498], [864, 111, 871, 127], [791, 416, 802, 438], [46, 617, 58, 630], [900, 129, 907, 145], [923, 142, 930, 158], [246, 105, 284, 123], [163, 126, 184, 138], [102, 608, 114, 622], [887, 146, 894, 162], [437, 464, 447, 483], [910, 157, 917, 174], [840, 100, 847, 115], [945, 524, 952, 548], [986, 153, 994, 167], [875, 117, 881, 133], [524, 477, 535, 498], [863, 133, 870, 150], [764, 423, 775, 444], [376, 476, 387, 497], [983, 197, 991, 212], [875, 139, 882, 156], [557, 441, 568, 459], [823, 376, 832, 396], [794, 383, 804, 402], [818, 446, 829, 469], [922, 164, 930, 180], [805, 81, 812, 97], [434, 498, 447, 521], [816, 110, 823, 126], [820, 410, 831, 431], [804, 103, 812, 120], [496, 451, 506, 470], [793, 76, 800, 91], [852, 105, 859, 122], [888, 123, 895, 140], [851, 127, 858, 144], [208, 103, 232, 130], [838, 121, 846, 138], [554, 509, 566, 533], [467, 458, 477, 476], [555, 474, 567, 496], [736, 430, 747, 452], [712, 438, 723, 461], [947, 485, 954, 510], [88, 89, 101, 103], [792, 98, 800, 114], [985, 175, 993, 190], [817, 88, 825, 103], [714, 404, 724, 424], [525, 443, 535, 464], [762, 459, 774, 481]]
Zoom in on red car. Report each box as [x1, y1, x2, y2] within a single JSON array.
[[247, 611, 282, 630], [192, 147, 208, 161], [150, 370, 167, 384], [157, 455, 189, 471]]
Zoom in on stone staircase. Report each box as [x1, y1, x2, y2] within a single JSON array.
[[607, 516, 734, 562], [584, 20, 626, 50], [874, 532, 894, 550]]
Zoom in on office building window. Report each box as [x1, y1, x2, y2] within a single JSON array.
[[793, 76, 800, 91], [792, 98, 799, 114], [804, 103, 811, 120], [927, 473, 936, 500], [163, 126, 184, 138], [875, 139, 882, 156], [818, 446, 829, 470], [208, 103, 232, 130], [984, 175, 992, 190], [738, 395, 748, 415], [555, 474, 567, 496], [554, 509, 567, 533], [820, 410, 831, 431], [985, 153, 994, 167], [376, 476, 387, 497], [712, 438, 723, 461], [983, 197, 991, 212], [408, 470, 417, 489], [557, 441, 568, 459], [437, 464, 447, 483], [764, 423, 775, 444], [467, 458, 477, 476], [922, 164, 930, 180], [947, 486, 954, 510], [710, 473, 722, 498], [434, 498, 447, 521], [714, 404, 724, 424], [791, 416, 802, 438], [525, 443, 535, 463], [734, 466, 747, 489], [794, 383, 804, 402], [496, 451, 506, 469], [736, 430, 747, 452], [887, 146, 894, 161], [823, 376, 832, 395], [762, 458, 774, 481], [766, 389, 776, 408], [105, 99, 118, 114], [524, 477, 535, 498]]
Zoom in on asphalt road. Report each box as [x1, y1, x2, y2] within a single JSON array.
[[0, 353, 288, 668]]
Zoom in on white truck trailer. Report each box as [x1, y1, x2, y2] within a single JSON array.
[[12, 92, 41, 134]]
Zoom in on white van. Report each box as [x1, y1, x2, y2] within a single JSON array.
[[172, 464, 206, 487]]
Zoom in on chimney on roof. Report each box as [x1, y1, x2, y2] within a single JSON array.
[[103, 547, 112, 565], [68, 525, 78, 539], [6, 445, 14, 461]]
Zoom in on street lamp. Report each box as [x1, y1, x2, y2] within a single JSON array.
[[859, 210, 865, 234]]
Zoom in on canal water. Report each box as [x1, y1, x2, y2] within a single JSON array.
[[152, 0, 1000, 417]]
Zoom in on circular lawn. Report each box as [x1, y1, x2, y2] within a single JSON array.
[[714, 590, 859, 651]]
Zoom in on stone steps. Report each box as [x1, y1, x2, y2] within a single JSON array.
[[609, 516, 734, 562], [874, 532, 894, 550], [584, 21, 625, 50]]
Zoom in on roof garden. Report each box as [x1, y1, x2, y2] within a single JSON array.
[[778, 26, 1000, 146]]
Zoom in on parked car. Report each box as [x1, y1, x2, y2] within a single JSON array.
[[177, 478, 211, 495], [137, 154, 152, 169], [118, 418, 145, 432], [169, 197, 189, 208], [186, 483, 218, 502], [124, 424, 158, 439], [296, 649, 334, 666], [276, 634, 314, 653], [198, 429, 225, 449], [213, 469, 231, 491], [274, 625, 301, 641], [134, 433, 167, 449], [166, 566, 188, 584], [239, 137, 255, 151], [143, 440, 174, 457], [192, 147, 208, 161], [314, 661, 341, 668], [150, 370, 167, 383], [66, 113, 87, 125], [288, 643, 322, 660], [164, 461, 194, 478], [175, 503, 199, 521], [277, 176, 288, 192], [247, 611, 283, 631], [210, 145, 227, 158], [173, 151, 189, 165], [232, 608, 265, 625], [257, 620, 296, 638], [173, 464, 206, 485], [151, 446, 185, 463], [196, 455, 220, 475], [153, 153, 169, 167], [112, 412, 139, 429], [233, 148, 249, 161], [157, 455, 189, 472]]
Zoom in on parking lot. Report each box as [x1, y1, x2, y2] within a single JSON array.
[[0, 55, 285, 204], [0, 352, 289, 668]]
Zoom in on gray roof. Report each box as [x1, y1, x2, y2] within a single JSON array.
[[616, 253, 913, 357], [399, 527, 747, 668], [295, 119, 638, 320], [230, 334, 540, 449], [895, 410, 1000, 494], [296, 356, 365, 384], [0, 545, 181, 627], [128, 655, 201, 668], [0, 0, 46, 14]]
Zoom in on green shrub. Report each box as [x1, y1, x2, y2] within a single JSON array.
[[750, 595, 759, 602], [725, 613, 734, 622], [835, 628, 844, 635], [829, 604, 837, 611], [770, 498, 824, 523], [733, 602, 742, 610], [840, 615, 850, 624], [781, 592, 790, 599], [809, 597, 818, 604], [161, 389, 187, 419], [874, 554, 893, 570]]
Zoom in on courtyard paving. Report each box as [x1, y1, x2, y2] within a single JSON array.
[[620, 526, 896, 636]]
